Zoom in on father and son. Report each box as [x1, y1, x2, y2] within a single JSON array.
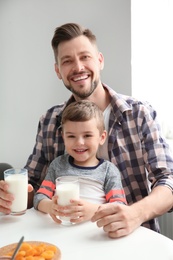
[[0, 23, 173, 239]]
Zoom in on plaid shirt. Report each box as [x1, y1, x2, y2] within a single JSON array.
[[25, 84, 173, 232]]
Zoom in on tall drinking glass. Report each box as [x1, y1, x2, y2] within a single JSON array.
[[56, 176, 79, 225], [4, 168, 28, 215]]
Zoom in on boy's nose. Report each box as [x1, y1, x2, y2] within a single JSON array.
[[76, 137, 84, 145]]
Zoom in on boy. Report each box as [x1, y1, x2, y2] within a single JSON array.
[[34, 100, 127, 224]]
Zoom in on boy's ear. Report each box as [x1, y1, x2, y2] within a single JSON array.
[[100, 130, 107, 145]]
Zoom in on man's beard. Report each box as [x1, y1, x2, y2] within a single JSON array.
[[64, 80, 99, 99]]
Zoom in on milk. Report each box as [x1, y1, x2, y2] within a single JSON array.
[[5, 171, 28, 215], [56, 177, 79, 225], [56, 183, 79, 206]]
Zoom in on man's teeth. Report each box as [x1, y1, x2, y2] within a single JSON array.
[[73, 75, 88, 82]]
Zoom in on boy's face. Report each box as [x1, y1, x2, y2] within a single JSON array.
[[62, 118, 106, 166], [55, 35, 104, 99]]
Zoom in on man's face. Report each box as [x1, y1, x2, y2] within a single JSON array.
[[55, 35, 104, 99]]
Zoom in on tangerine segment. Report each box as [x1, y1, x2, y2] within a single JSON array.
[[44, 246, 57, 253], [41, 251, 54, 260], [25, 248, 37, 257], [17, 251, 26, 257], [20, 244, 33, 252], [6, 242, 57, 260]]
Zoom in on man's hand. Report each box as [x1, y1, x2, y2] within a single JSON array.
[[27, 184, 34, 209], [91, 203, 142, 238], [0, 180, 14, 214], [0, 180, 34, 213]]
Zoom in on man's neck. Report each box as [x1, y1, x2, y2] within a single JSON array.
[[91, 84, 110, 111], [74, 83, 110, 112]]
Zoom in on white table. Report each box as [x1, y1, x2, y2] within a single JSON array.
[[0, 208, 173, 260]]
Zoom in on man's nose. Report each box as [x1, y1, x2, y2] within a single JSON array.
[[73, 59, 84, 72]]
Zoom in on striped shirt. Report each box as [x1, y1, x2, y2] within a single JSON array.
[[25, 84, 173, 232], [33, 154, 127, 209]]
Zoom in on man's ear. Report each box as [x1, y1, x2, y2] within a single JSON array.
[[98, 52, 104, 70], [54, 63, 62, 79]]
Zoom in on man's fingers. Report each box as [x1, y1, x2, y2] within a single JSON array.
[[28, 184, 33, 192]]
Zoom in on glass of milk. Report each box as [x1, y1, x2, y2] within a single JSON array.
[[56, 176, 79, 225], [4, 168, 28, 215]]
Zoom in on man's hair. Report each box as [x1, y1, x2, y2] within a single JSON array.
[[61, 100, 105, 133], [51, 23, 97, 61]]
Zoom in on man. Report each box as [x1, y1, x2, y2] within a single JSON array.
[[0, 23, 173, 238]]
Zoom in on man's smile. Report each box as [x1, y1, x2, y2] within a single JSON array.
[[72, 74, 89, 82]]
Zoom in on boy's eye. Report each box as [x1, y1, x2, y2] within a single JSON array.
[[84, 134, 92, 138], [67, 135, 75, 138]]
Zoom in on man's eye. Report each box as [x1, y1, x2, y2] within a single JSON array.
[[82, 55, 90, 60], [63, 60, 70, 64]]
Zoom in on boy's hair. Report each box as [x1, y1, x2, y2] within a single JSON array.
[[51, 23, 97, 61], [61, 100, 105, 133]]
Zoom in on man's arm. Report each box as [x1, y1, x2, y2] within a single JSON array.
[[91, 185, 173, 238], [131, 185, 173, 223]]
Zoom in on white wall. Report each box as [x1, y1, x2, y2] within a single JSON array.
[[131, 0, 173, 139], [0, 0, 131, 168], [131, 0, 173, 240]]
